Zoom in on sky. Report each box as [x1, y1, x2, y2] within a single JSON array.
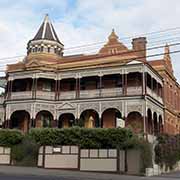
[[0, 0, 180, 81]]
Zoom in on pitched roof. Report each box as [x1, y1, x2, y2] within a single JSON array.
[[33, 14, 62, 44]]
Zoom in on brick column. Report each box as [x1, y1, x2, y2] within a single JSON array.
[[124, 74, 127, 95], [142, 72, 144, 95], [151, 77, 153, 91], [30, 118, 35, 128], [142, 72, 146, 95], [99, 75, 102, 97], [122, 74, 124, 95], [6, 81, 10, 99], [34, 78, 37, 99], [152, 118, 155, 136], [55, 80, 58, 100], [145, 72, 147, 95], [58, 80, 61, 100], [51, 119, 58, 128], [156, 81, 158, 95], [7, 80, 13, 100], [76, 78, 80, 98], [32, 78, 37, 99], [7, 119, 11, 129], [32, 78, 35, 98], [143, 116, 146, 134], [10, 80, 13, 98]]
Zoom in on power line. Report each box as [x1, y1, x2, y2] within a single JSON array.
[[1, 46, 180, 73], [0, 50, 180, 73], [66, 42, 180, 58], [64, 26, 180, 51], [1, 26, 180, 63], [0, 41, 179, 69], [64, 34, 180, 54], [64, 37, 180, 55], [0, 49, 179, 74], [0, 55, 24, 61], [149, 36, 180, 45]]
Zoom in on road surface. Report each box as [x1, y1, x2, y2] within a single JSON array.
[[0, 166, 179, 180]]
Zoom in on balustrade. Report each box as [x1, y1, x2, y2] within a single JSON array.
[[147, 87, 163, 104], [127, 86, 142, 95], [11, 91, 32, 100], [36, 91, 55, 100], [59, 91, 76, 99], [80, 89, 100, 98], [101, 87, 123, 97]]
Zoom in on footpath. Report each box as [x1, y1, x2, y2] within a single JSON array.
[[0, 165, 144, 180], [0, 165, 179, 180]]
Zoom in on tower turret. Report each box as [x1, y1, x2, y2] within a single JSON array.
[[27, 14, 64, 57]]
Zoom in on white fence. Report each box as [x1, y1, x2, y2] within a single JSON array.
[[0, 147, 11, 165], [38, 146, 126, 173], [38, 146, 79, 169]]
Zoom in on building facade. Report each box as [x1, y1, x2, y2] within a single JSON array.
[[1, 15, 179, 135]]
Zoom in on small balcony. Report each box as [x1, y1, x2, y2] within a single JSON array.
[[147, 87, 163, 104]]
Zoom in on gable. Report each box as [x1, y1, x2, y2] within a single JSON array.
[[25, 59, 42, 67], [57, 103, 75, 110]]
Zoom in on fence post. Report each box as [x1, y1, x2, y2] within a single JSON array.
[[117, 148, 120, 173], [42, 146, 46, 168], [78, 146, 81, 170]]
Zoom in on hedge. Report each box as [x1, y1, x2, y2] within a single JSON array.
[[28, 127, 135, 149], [27, 127, 152, 172], [0, 129, 23, 146], [0, 128, 152, 171], [11, 136, 39, 166]]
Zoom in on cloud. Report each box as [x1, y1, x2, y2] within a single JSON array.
[[0, 0, 180, 81]]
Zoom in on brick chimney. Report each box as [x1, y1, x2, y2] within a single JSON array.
[[132, 37, 147, 61]]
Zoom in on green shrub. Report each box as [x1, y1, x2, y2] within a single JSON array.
[[139, 140, 153, 172], [0, 129, 24, 146], [11, 136, 39, 166], [28, 127, 134, 149], [0, 128, 152, 170], [155, 134, 180, 169]]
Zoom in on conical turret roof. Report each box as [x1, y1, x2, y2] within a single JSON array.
[[27, 14, 64, 57], [33, 14, 62, 45]]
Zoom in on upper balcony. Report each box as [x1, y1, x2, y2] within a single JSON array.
[[146, 73, 163, 104], [6, 71, 163, 103]]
